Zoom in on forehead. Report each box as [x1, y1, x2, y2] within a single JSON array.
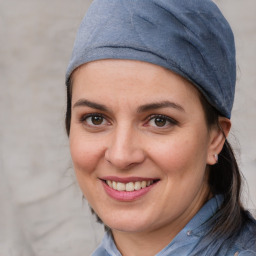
[[71, 59, 202, 112]]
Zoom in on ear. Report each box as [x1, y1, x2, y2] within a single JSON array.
[[207, 117, 231, 165]]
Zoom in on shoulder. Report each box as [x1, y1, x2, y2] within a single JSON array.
[[232, 212, 256, 254], [202, 210, 256, 256]]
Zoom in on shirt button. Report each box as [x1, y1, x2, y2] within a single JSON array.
[[186, 230, 192, 236]]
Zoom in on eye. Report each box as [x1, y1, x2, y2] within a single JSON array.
[[147, 115, 177, 128], [80, 113, 108, 127], [151, 116, 167, 127]]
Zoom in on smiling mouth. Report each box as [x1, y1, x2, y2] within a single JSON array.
[[104, 179, 159, 192]]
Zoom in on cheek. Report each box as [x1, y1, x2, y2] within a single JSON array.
[[69, 132, 106, 205], [150, 135, 210, 211], [150, 132, 209, 179], [69, 132, 104, 176]]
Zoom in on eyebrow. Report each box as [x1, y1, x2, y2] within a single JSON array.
[[73, 99, 109, 112], [73, 99, 185, 113], [137, 101, 185, 113]]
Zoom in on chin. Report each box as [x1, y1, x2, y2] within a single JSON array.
[[100, 213, 154, 233]]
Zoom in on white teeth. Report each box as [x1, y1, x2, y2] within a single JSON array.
[[134, 181, 141, 191], [126, 182, 134, 192], [106, 180, 155, 192], [141, 181, 147, 188], [116, 182, 126, 191], [107, 180, 112, 188]]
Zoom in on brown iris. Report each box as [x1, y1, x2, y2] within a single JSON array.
[[91, 116, 104, 125], [154, 117, 167, 127]]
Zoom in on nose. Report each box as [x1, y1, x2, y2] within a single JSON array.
[[105, 125, 145, 170]]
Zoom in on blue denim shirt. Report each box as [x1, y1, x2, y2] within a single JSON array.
[[92, 195, 256, 256]]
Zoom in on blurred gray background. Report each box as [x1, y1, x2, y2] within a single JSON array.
[[0, 0, 255, 255]]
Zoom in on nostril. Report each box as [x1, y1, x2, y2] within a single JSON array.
[[105, 158, 111, 164]]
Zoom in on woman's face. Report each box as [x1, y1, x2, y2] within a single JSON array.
[[69, 60, 217, 235]]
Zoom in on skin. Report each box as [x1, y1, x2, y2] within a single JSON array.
[[69, 59, 230, 256]]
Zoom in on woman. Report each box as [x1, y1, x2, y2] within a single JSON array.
[[65, 0, 256, 255]]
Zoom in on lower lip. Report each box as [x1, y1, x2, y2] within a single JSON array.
[[102, 181, 157, 201]]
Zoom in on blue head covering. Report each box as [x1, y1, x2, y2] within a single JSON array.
[[66, 0, 236, 118]]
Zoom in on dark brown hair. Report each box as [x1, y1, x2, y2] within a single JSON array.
[[65, 76, 250, 237]]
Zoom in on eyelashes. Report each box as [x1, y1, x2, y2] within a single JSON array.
[[146, 114, 178, 128], [80, 113, 109, 126], [79, 113, 178, 129]]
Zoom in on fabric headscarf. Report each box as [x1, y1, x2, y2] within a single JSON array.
[[66, 0, 236, 118]]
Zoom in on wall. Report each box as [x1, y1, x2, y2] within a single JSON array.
[[0, 0, 255, 255]]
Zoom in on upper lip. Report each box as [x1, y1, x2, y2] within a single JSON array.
[[100, 176, 160, 183]]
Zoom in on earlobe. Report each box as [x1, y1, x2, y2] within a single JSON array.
[[207, 117, 231, 165], [214, 153, 218, 164]]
